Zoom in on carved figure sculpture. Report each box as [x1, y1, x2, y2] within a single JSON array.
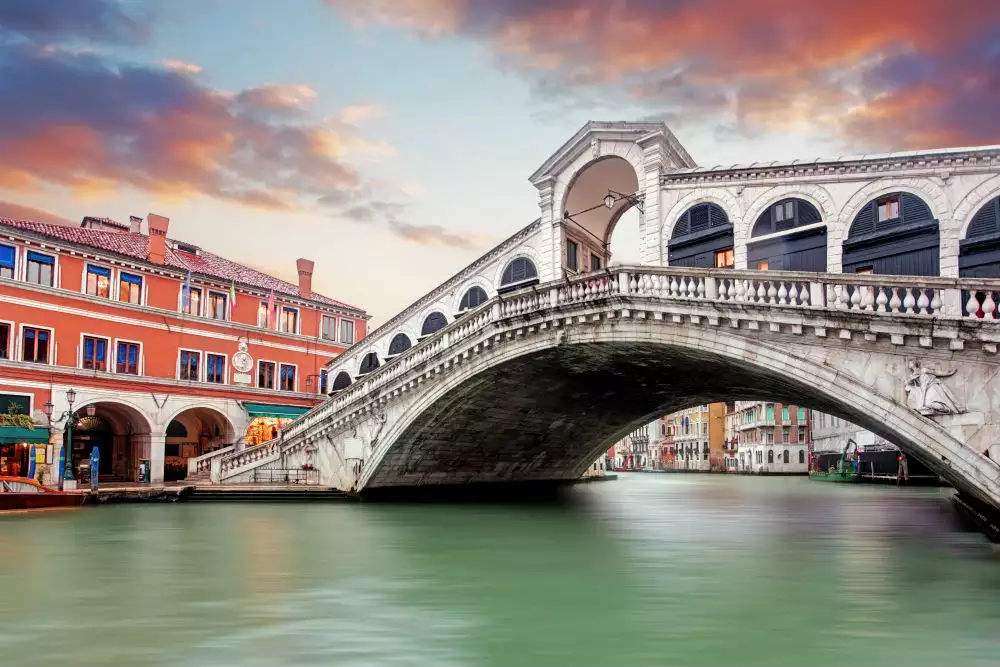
[[904, 361, 963, 416]]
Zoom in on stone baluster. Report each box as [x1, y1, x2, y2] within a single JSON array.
[[696, 277, 706, 300], [788, 282, 799, 306], [777, 282, 788, 305], [875, 287, 888, 313], [629, 274, 638, 294], [984, 292, 997, 320], [966, 291, 981, 318], [687, 277, 697, 299], [903, 288, 916, 314], [756, 281, 766, 303], [917, 289, 930, 315], [888, 288, 901, 313], [736, 280, 746, 302]]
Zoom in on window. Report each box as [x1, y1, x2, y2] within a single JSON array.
[[0, 244, 14, 279], [767, 450, 774, 464], [591, 254, 602, 271], [782, 406, 789, 421], [799, 450, 806, 464], [184, 287, 202, 316], [279, 364, 296, 391], [322, 315, 337, 341], [0, 323, 8, 359], [179, 350, 200, 381], [757, 260, 769, 271], [258, 361, 275, 389], [85, 265, 111, 298], [388, 333, 411, 356], [500, 257, 538, 287], [82, 336, 108, 371], [421, 312, 447, 337], [856, 267, 873, 275], [877, 195, 900, 222], [116, 342, 140, 375], [257, 301, 270, 328], [774, 201, 794, 222], [280, 307, 298, 333], [798, 407, 806, 422], [25, 251, 54, 286], [799, 426, 807, 442], [21, 327, 50, 363], [320, 371, 328, 394], [119, 272, 142, 304], [766, 405, 774, 422], [206, 353, 226, 384], [459, 286, 489, 311], [714, 248, 734, 268], [208, 292, 227, 320], [340, 319, 355, 345], [783, 450, 790, 464], [566, 240, 578, 271], [358, 352, 380, 375], [782, 426, 790, 442]]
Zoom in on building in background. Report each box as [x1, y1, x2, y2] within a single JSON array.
[[658, 404, 726, 471], [610, 423, 654, 469], [735, 402, 811, 474], [723, 402, 739, 471], [0, 214, 369, 486]]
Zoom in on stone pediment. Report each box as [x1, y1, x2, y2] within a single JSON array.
[[529, 121, 697, 186]]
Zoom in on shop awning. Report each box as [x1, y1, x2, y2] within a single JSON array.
[[0, 427, 50, 445], [242, 403, 310, 420]]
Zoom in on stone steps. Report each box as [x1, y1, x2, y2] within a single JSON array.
[[186, 486, 350, 503]]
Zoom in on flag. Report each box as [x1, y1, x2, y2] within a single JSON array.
[[229, 280, 237, 307], [266, 288, 275, 329], [182, 270, 192, 309]]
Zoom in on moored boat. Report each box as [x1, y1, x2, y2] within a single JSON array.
[[0, 477, 86, 511]]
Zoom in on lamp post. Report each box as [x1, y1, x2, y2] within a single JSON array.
[[43, 389, 95, 491], [603, 189, 645, 214]]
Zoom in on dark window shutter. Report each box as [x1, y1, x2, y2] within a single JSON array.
[[332, 372, 352, 391], [421, 312, 447, 336], [359, 352, 380, 375], [388, 333, 412, 356], [673, 212, 690, 238], [709, 204, 729, 227], [850, 203, 876, 237], [900, 193, 932, 224], [798, 201, 821, 225], [690, 205, 710, 232], [968, 197, 1000, 239]]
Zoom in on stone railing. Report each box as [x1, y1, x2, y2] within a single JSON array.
[[219, 440, 279, 476], [186, 445, 235, 477], [227, 265, 1000, 478]]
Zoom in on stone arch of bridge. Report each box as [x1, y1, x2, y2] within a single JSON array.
[[560, 155, 641, 262], [356, 319, 996, 507]]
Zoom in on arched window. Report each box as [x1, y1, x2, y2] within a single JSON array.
[[798, 450, 805, 464], [668, 203, 734, 268], [752, 199, 822, 238], [960, 196, 1000, 315], [331, 371, 352, 391], [358, 352, 380, 375], [387, 333, 412, 356], [166, 420, 187, 439], [421, 312, 447, 337], [459, 286, 489, 311], [783, 449, 790, 464], [767, 450, 774, 464], [499, 257, 538, 289], [843, 192, 939, 276], [747, 198, 827, 272]]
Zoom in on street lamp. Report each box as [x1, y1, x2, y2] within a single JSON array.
[[42, 389, 94, 491], [603, 189, 645, 214]]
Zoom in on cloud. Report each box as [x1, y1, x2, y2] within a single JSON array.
[[335, 103, 386, 126], [0, 0, 148, 44], [159, 59, 202, 74], [0, 200, 73, 225], [235, 84, 319, 116], [386, 218, 483, 250], [326, 0, 1000, 149]]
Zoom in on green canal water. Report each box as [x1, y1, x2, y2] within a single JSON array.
[[1, 474, 998, 666]]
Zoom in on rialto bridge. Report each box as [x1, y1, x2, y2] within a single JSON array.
[[208, 121, 1000, 512]]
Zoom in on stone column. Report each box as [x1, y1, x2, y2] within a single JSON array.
[[149, 434, 166, 485], [47, 430, 64, 489]]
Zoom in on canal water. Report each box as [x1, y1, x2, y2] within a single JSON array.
[[1, 474, 998, 666]]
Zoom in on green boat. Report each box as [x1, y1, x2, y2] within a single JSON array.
[[809, 438, 861, 483]]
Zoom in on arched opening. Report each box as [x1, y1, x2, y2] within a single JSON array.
[[67, 401, 151, 483], [843, 192, 939, 276], [387, 333, 412, 357], [747, 198, 826, 271], [331, 371, 352, 392], [607, 207, 643, 267], [165, 407, 236, 482], [421, 312, 448, 337], [458, 286, 489, 313], [960, 196, 1000, 317], [562, 156, 640, 273], [359, 352, 380, 376], [668, 203, 734, 268], [498, 258, 538, 293]]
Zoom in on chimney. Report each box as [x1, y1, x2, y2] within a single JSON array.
[[147, 213, 169, 264], [129, 215, 143, 234], [296, 258, 314, 299]]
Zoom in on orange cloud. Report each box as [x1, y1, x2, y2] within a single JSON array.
[[327, 0, 1000, 150]]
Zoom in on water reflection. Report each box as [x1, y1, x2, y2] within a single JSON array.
[[0, 475, 997, 666]]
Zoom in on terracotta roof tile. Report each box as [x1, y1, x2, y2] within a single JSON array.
[[0, 217, 363, 313]]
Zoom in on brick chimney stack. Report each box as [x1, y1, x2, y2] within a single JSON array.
[[296, 258, 314, 299], [129, 215, 143, 234], [147, 214, 169, 264]]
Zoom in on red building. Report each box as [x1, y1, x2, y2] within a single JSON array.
[[0, 213, 368, 486]]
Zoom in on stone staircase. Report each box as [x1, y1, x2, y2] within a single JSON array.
[[185, 486, 349, 502]]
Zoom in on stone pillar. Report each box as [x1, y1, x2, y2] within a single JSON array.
[[47, 430, 64, 489], [939, 218, 960, 278], [149, 434, 166, 485]]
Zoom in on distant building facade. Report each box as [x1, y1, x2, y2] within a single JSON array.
[[735, 401, 811, 474]]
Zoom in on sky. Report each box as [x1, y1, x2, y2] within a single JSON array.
[[1, 0, 999, 325]]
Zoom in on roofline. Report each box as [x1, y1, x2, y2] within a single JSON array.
[[0, 219, 368, 317]]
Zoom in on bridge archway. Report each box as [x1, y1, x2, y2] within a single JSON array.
[[356, 318, 995, 508], [561, 156, 640, 272], [163, 406, 236, 481]]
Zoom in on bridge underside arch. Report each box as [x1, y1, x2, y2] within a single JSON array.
[[359, 325, 994, 507]]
